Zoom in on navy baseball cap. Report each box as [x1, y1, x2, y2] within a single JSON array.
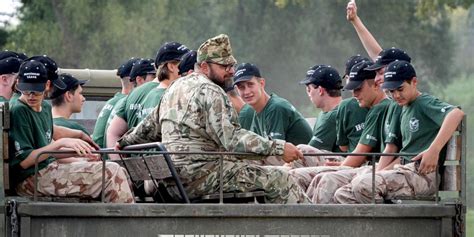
[[0, 57, 22, 75], [155, 42, 190, 65], [50, 73, 88, 99], [344, 55, 371, 77], [344, 61, 377, 90], [0, 50, 27, 61], [27, 55, 67, 90], [17, 60, 49, 92], [178, 50, 197, 75], [117, 57, 140, 78], [130, 58, 156, 80], [365, 48, 411, 71], [233, 63, 261, 86], [382, 61, 417, 90], [300, 65, 343, 90]]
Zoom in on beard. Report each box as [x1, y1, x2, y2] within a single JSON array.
[[208, 67, 226, 88]]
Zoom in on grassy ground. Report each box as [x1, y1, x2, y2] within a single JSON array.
[[468, 209, 473, 236]]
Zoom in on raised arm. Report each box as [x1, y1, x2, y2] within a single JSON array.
[[346, 0, 383, 60]]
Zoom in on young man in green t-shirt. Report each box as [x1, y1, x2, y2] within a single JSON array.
[[235, 63, 312, 151], [336, 55, 370, 152], [10, 60, 134, 203], [92, 57, 137, 148], [139, 42, 190, 121], [301, 61, 392, 203], [51, 73, 89, 134], [334, 61, 464, 203], [106, 58, 158, 153]]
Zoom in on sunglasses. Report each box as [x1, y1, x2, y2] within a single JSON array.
[[20, 90, 45, 96]]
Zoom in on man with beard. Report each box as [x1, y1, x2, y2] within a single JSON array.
[[117, 34, 310, 204]]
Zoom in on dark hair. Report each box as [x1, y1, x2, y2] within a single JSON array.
[[51, 84, 79, 106], [157, 60, 179, 82]]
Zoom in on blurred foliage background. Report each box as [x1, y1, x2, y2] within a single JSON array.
[[1, 0, 474, 233]]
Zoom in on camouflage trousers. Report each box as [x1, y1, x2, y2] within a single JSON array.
[[286, 146, 348, 192], [289, 165, 353, 194], [333, 162, 438, 204], [307, 166, 372, 203], [17, 161, 135, 203], [170, 160, 310, 203]]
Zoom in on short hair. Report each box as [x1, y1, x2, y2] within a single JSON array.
[[157, 60, 179, 82], [51, 84, 79, 107]]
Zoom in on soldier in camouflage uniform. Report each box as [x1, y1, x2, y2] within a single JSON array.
[[10, 60, 134, 203], [119, 34, 309, 203]]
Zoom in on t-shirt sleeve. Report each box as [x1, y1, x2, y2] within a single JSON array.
[[114, 97, 128, 119], [423, 97, 455, 126], [336, 104, 349, 146], [358, 106, 383, 148], [9, 107, 34, 166]]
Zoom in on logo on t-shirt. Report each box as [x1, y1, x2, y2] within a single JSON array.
[[45, 129, 52, 142], [441, 105, 452, 113], [269, 132, 283, 139], [355, 123, 364, 132], [409, 117, 419, 132]]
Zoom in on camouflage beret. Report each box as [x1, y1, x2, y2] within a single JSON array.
[[197, 34, 237, 65]]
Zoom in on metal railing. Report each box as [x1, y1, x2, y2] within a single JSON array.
[[32, 145, 459, 205]]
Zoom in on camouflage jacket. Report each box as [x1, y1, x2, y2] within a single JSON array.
[[119, 72, 285, 167]]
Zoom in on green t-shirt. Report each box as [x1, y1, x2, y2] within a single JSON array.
[[238, 104, 255, 129], [308, 106, 341, 152], [358, 98, 391, 152], [238, 93, 312, 145], [0, 96, 8, 103], [92, 92, 126, 148], [336, 98, 368, 152], [9, 100, 55, 183], [9, 92, 20, 108], [384, 100, 403, 149], [116, 81, 160, 128], [103, 96, 127, 147], [398, 94, 454, 166], [53, 117, 89, 135], [136, 87, 166, 122]]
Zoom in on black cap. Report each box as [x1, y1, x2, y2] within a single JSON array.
[[178, 50, 197, 75], [299, 65, 343, 90], [0, 57, 22, 75], [344, 55, 371, 76], [344, 61, 377, 90], [130, 58, 156, 80], [17, 60, 49, 92], [233, 63, 262, 86], [50, 73, 88, 99], [155, 42, 190, 65], [117, 57, 140, 78], [365, 48, 411, 71], [27, 55, 67, 90], [382, 60, 416, 90], [0, 50, 24, 61]]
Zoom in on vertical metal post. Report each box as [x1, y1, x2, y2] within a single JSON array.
[[372, 154, 376, 204], [101, 156, 106, 203], [219, 156, 224, 204]]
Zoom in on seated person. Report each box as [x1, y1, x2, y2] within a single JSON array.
[[51, 73, 89, 134], [333, 61, 464, 203], [9, 60, 134, 203], [118, 34, 310, 204], [235, 63, 313, 166]]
